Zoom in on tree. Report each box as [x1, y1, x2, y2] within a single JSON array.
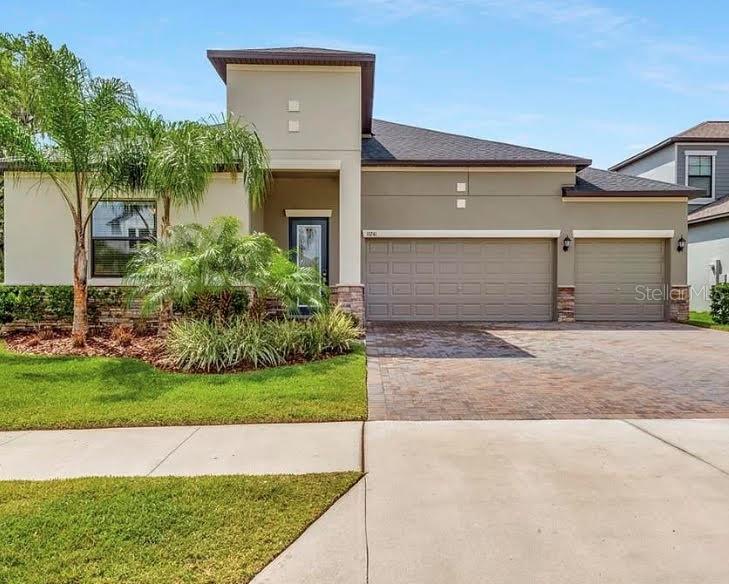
[[127, 110, 269, 236], [124, 216, 324, 320], [0, 33, 136, 346]]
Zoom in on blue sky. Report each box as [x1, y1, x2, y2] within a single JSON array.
[[6, 0, 729, 168]]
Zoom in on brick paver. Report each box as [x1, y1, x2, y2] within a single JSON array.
[[366, 322, 729, 420]]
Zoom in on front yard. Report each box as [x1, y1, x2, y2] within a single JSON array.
[[0, 343, 366, 430], [688, 311, 729, 332], [0, 472, 361, 584]]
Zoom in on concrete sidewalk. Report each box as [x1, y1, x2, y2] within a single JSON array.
[[0, 422, 362, 480]]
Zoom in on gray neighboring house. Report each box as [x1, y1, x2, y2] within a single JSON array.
[[611, 121, 729, 311]]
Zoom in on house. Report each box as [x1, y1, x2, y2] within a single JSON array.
[[686, 196, 729, 311], [2, 47, 702, 322], [611, 121, 729, 311]]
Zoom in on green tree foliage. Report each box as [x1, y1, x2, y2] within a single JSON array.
[[124, 216, 325, 319], [0, 33, 136, 345]]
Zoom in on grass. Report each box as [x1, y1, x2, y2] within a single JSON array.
[[687, 311, 729, 331], [0, 343, 366, 430], [0, 472, 361, 584]]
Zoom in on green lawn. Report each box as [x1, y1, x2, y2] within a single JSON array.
[[688, 311, 729, 331], [0, 343, 366, 430], [0, 472, 361, 584]]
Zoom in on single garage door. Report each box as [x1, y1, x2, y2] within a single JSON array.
[[365, 238, 554, 321], [575, 239, 666, 321]]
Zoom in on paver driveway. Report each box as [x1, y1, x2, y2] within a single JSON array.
[[366, 322, 729, 420]]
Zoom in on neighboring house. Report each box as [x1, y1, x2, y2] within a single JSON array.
[[1, 47, 703, 322], [609, 121, 729, 211], [611, 121, 729, 311], [687, 196, 729, 311]]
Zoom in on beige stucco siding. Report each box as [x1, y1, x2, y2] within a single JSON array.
[[3, 172, 250, 286], [226, 65, 361, 152], [226, 64, 362, 285], [362, 170, 688, 286], [262, 174, 340, 284], [4, 173, 77, 284]]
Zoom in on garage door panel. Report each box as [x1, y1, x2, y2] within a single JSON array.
[[365, 238, 554, 321], [576, 239, 666, 322]]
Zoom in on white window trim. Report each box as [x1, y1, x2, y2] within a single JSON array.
[[362, 229, 560, 238], [684, 150, 717, 204], [285, 209, 333, 218]]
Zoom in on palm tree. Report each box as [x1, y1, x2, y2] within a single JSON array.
[[124, 216, 324, 321], [0, 33, 136, 346], [129, 110, 270, 236]]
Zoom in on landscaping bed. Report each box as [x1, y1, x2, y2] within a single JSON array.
[[0, 472, 361, 584]]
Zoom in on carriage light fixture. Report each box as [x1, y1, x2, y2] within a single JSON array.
[[562, 235, 572, 252], [677, 236, 686, 253]]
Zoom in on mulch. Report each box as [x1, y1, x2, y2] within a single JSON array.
[[2, 329, 176, 370]]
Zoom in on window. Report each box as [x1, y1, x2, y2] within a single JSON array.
[[686, 153, 714, 200], [91, 201, 156, 277]]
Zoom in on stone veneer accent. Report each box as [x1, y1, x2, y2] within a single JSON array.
[[669, 285, 690, 322], [557, 286, 576, 323], [330, 284, 365, 323]]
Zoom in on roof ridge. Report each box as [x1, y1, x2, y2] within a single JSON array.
[[373, 118, 590, 161]]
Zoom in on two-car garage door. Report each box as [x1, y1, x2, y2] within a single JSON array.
[[365, 238, 554, 321], [365, 237, 667, 322]]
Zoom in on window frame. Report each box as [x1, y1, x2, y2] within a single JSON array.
[[90, 199, 158, 278], [684, 150, 717, 204]]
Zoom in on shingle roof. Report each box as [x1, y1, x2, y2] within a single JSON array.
[[362, 119, 591, 167], [688, 193, 729, 224], [677, 121, 729, 139], [564, 167, 704, 197], [207, 47, 376, 134], [610, 120, 729, 171]]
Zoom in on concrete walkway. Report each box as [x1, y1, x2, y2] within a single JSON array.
[[0, 422, 362, 480]]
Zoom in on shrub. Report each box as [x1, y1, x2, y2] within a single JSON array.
[[166, 309, 361, 372], [111, 324, 134, 347], [0, 285, 131, 325], [124, 217, 325, 321], [710, 283, 729, 324]]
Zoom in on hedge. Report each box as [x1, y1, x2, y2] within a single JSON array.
[[0, 286, 127, 324], [710, 283, 729, 325]]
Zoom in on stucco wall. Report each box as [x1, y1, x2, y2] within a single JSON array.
[[226, 65, 361, 152], [688, 219, 729, 311], [3, 172, 250, 286], [362, 169, 688, 286], [262, 174, 340, 284]]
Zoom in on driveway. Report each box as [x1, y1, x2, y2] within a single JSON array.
[[255, 419, 729, 583], [367, 322, 729, 420]]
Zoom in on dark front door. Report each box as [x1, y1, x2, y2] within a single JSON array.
[[288, 217, 329, 284]]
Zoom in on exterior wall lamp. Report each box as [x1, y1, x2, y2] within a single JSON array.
[[562, 235, 572, 252], [677, 235, 686, 253]]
